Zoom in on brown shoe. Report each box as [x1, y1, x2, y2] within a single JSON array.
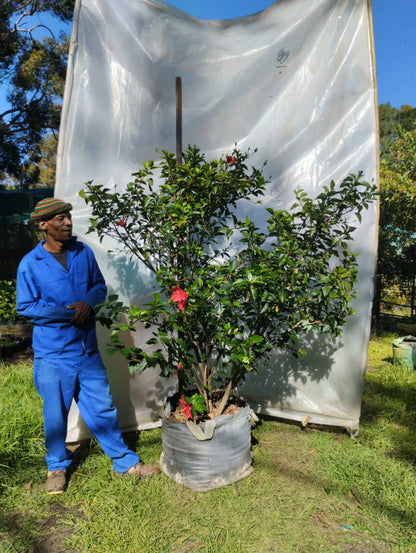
[[116, 462, 160, 479], [46, 469, 67, 494]]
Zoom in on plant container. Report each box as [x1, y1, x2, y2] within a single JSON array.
[[159, 402, 253, 491]]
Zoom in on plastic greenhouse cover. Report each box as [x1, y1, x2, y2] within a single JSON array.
[[56, 0, 378, 440]]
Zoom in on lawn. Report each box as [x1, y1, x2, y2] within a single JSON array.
[[0, 330, 415, 553]]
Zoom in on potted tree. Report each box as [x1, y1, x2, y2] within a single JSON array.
[[0, 280, 33, 358], [80, 146, 376, 490]]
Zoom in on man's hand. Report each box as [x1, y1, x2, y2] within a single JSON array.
[[66, 301, 93, 325]]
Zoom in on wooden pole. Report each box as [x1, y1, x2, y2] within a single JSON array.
[[176, 76, 182, 165]]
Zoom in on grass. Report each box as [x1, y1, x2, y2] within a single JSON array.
[[0, 330, 415, 553]]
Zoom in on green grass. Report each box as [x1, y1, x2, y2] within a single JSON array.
[[1, 332, 415, 553]]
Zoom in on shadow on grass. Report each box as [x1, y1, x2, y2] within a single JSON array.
[[361, 369, 416, 464], [0, 497, 81, 553], [65, 429, 160, 485], [261, 440, 416, 533], [253, 418, 416, 539]]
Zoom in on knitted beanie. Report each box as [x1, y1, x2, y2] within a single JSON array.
[[30, 198, 73, 221]]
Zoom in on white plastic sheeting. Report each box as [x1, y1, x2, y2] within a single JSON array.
[[56, 0, 378, 440]]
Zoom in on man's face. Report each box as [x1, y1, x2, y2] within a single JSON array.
[[39, 211, 73, 243]]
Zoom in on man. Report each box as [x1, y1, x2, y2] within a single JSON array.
[[16, 198, 159, 494]]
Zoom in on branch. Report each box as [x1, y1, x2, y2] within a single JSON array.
[[213, 380, 233, 417], [11, 7, 56, 40], [14, 23, 55, 39], [0, 106, 22, 119], [112, 227, 158, 274]]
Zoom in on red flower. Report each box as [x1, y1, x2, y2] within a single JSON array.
[[175, 363, 183, 378], [117, 220, 127, 228], [179, 396, 193, 420], [226, 155, 236, 165], [170, 286, 188, 311]]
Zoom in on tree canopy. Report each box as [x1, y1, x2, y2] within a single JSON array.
[[0, 0, 74, 188], [377, 118, 416, 312], [379, 102, 416, 159]]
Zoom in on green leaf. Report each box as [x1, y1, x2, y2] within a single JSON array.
[[79, 144, 377, 414]]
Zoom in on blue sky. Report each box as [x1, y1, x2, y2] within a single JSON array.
[[165, 0, 416, 109]]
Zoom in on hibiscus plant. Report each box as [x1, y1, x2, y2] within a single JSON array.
[[80, 146, 376, 421]]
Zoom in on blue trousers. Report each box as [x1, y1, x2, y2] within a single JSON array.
[[33, 352, 139, 472]]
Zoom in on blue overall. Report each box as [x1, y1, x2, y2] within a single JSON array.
[[16, 238, 139, 472]]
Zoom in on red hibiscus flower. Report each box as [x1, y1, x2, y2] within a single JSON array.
[[179, 396, 193, 420], [226, 155, 236, 165], [170, 286, 188, 311], [117, 220, 127, 228]]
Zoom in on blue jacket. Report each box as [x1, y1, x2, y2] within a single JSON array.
[[16, 238, 107, 358]]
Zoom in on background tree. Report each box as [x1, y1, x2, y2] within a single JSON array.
[[25, 132, 58, 187], [379, 102, 416, 159], [376, 121, 416, 317], [379, 103, 399, 159], [0, 0, 74, 188]]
